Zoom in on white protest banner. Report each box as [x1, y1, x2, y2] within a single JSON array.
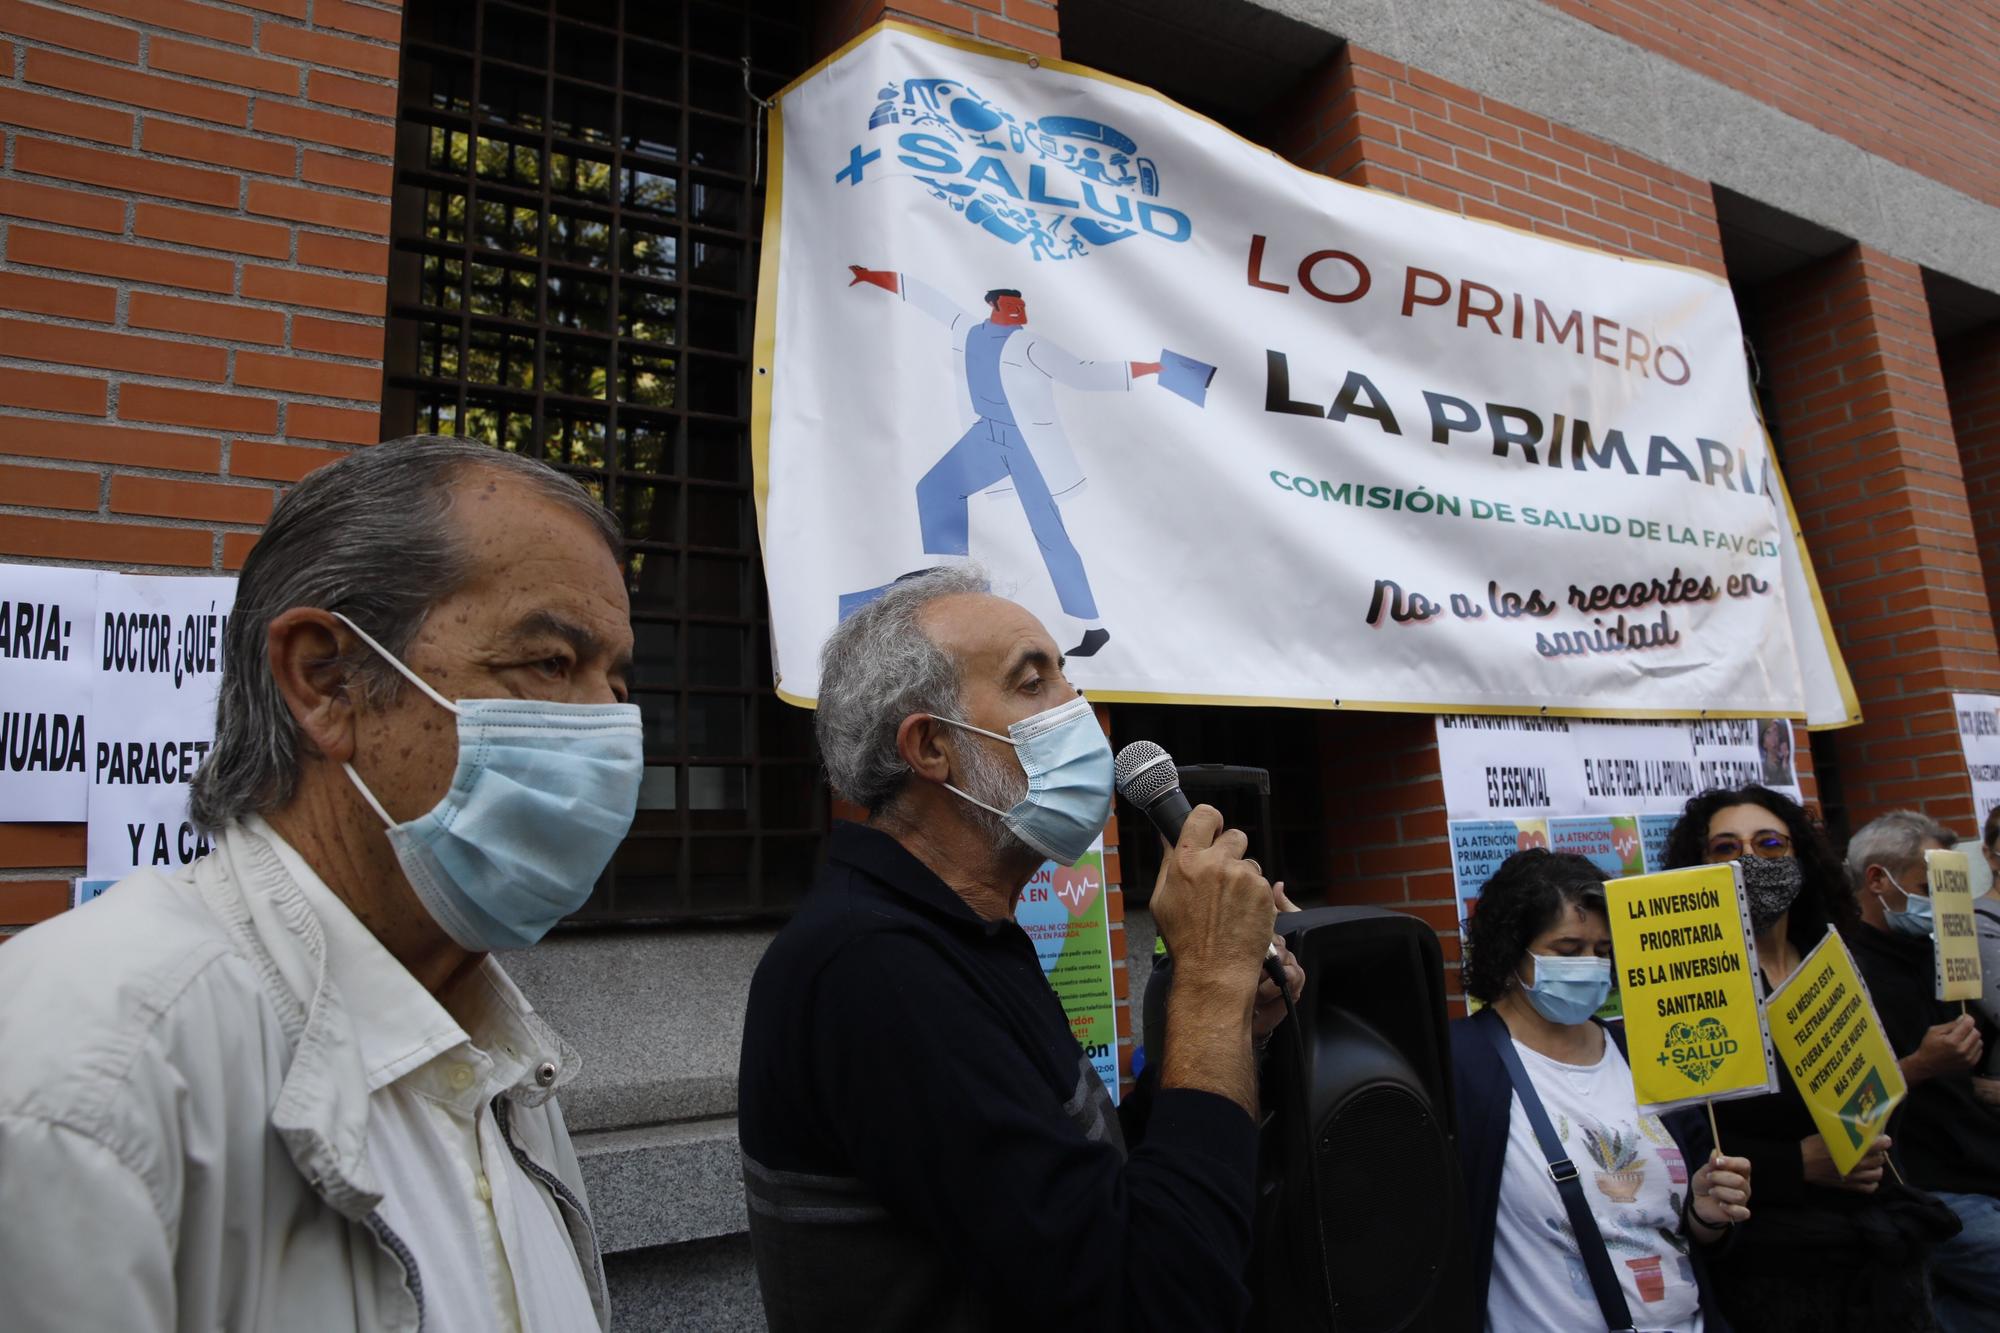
[[755, 23, 1855, 724], [1953, 694, 2000, 831], [1438, 712, 1805, 923], [0, 564, 99, 821], [1437, 715, 1801, 820], [87, 574, 236, 880]]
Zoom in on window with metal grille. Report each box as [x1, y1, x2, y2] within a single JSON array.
[[382, 0, 819, 922]]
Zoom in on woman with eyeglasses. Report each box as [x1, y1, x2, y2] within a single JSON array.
[[1662, 785, 1961, 1332]]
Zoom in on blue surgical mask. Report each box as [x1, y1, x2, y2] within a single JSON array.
[[334, 613, 643, 951], [932, 695, 1113, 866], [1881, 868, 1934, 940], [1520, 953, 1613, 1026]]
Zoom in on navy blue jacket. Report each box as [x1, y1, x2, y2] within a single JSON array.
[[1450, 1007, 1732, 1332], [738, 823, 1257, 1332]]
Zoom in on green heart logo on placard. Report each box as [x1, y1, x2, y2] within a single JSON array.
[[1661, 1016, 1737, 1085]]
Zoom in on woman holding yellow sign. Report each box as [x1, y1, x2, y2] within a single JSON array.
[[1450, 849, 1751, 1332], [1663, 785, 1960, 1331]]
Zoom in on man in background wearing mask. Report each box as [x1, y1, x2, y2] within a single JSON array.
[[0, 438, 641, 1332], [1848, 809, 2000, 1330], [737, 566, 1300, 1330]]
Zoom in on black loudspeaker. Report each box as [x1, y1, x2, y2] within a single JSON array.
[[1250, 907, 1471, 1333]]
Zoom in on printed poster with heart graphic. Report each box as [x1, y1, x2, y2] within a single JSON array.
[[1014, 836, 1122, 1102], [1606, 863, 1778, 1113], [1549, 815, 1647, 879]]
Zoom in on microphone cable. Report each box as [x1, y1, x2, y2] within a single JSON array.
[[1263, 942, 1338, 1321]]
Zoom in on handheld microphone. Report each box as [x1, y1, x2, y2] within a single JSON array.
[[1115, 740, 1283, 971], [1113, 740, 1192, 844]]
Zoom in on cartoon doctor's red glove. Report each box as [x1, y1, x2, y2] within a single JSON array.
[[847, 265, 899, 293]]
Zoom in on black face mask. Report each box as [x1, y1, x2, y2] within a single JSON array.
[[1738, 854, 1804, 930]]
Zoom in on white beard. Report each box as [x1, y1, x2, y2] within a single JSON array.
[[948, 731, 1034, 860]]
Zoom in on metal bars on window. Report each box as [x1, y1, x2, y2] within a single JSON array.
[[384, 0, 818, 921]]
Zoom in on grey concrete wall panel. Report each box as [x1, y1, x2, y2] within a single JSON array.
[[604, 1236, 765, 1333], [578, 1119, 750, 1253], [508, 927, 772, 1132], [1243, 0, 2000, 295]]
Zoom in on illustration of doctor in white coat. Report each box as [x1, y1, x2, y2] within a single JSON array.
[[846, 263, 1166, 658]]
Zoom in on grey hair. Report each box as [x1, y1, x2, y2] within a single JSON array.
[[189, 435, 621, 830], [815, 564, 992, 812], [1845, 809, 1958, 883]]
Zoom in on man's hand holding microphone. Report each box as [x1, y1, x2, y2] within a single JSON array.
[[1150, 804, 1299, 1118]]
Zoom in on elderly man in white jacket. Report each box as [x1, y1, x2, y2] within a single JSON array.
[[0, 437, 644, 1332]]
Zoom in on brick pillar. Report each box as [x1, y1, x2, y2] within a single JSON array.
[[1756, 247, 2000, 828], [1313, 713, 1463, 1001], [1271, 45, 1726, 275], [1945, 327, 2000, 626], [818, 0, 1058, 58], [0, 0, 398, 935]]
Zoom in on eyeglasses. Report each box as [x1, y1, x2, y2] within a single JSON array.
[[1707, 831, 1793, 861]]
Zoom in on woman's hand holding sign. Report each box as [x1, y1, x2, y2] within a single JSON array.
[[1802, 1133, 1892, 1192], [1688, 1151, 1753, 1239]]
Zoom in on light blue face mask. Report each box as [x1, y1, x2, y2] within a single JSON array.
[[931, 695, 1114, 866], [1519, 953, 1614, 1026], [1880, 868, 1934, 940], [334, 613, 643, 952]]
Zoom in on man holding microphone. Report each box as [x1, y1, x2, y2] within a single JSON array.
[[737, 565, 1299, 1330]]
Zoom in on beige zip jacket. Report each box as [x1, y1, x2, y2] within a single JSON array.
[[0, 819, 609, 1332]]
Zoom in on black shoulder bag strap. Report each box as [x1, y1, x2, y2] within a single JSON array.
[[1479, 1013, 1637, 1333]]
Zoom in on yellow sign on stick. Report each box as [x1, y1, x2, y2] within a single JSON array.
[[1606, 864, 1778, 1112], [1927, 848, 1983, 1002], [1765, 927, 1907, 1176]]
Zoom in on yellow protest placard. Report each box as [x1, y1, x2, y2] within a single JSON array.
[[1927, 848, 1983, 1002], [1605, 864, 1778, 1112], [1765, 928, 1907, 1176]]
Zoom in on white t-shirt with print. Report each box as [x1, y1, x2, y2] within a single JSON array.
[[1486, 1035, 1704, 1333]]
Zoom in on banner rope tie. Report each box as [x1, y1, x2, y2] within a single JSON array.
[[743, 57, 776, 189]]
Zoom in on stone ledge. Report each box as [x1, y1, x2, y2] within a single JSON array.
[[507, 926, 775, 1133], [577, 1117, 749, 1255]]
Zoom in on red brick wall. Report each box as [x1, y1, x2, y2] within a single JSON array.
[[1313, 713, 1461, 995], [1752, 247, 2000, 828], [1947, 328, 2000, 627], [0, 0, 399, 930], [1545, 0, 2000, 209], [817, 0, 1057, 59], [1274, 44, 1724, 276]]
